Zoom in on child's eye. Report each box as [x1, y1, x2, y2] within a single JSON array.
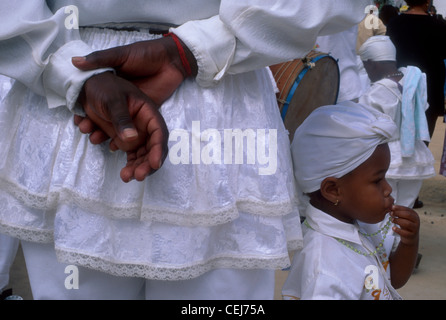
[[373, 177, 384, 184]]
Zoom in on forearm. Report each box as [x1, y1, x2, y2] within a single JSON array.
[[174, 0, 372, 87], [389, 240, 419, 289], [0, 2, 111, 112]]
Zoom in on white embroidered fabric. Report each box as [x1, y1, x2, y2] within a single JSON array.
[[0, 27, 302, 279], [0, 75, 12, 101]]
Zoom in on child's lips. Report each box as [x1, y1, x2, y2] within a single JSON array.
[[386, 197, 395, 213]]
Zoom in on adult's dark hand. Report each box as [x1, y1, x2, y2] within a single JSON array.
[[72, 34, 196, 148], [74, 35, 197, 102], [78, 71, 169, 182]]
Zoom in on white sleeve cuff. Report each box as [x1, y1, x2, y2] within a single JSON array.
[[43, 40, 113, 114], [172, 16, 236, 88]]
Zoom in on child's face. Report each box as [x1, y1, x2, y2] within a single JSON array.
[[336, 144, 394, 224]]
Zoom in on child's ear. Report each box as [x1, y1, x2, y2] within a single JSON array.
[[320, 177, 341, 204]]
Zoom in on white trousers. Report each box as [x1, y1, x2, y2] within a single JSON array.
[[387, 179, 423, 208], [21, 241, 275, 300], [0, 233, 19, 291]]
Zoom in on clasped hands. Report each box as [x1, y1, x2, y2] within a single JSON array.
[[72, 35, 197, 182]]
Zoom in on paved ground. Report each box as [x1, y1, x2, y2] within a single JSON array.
[[7, 119, 446, 300]]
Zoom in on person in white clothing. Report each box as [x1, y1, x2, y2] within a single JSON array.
[[0, 1, 371, 299], [282, 103, 420, 300], [358, 35, 435, 208]]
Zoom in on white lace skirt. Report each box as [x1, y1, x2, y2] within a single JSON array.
[[386, 140, 435, 180], [0, 27, 302, 280]]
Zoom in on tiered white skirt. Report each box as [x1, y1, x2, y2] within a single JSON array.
[[0, 27, 302, 280]]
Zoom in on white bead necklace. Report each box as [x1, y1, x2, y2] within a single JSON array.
[[384, 72, 403, 79], [304, 216, 393, 257]]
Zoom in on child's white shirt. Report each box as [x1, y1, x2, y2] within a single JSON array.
[[282, 204, 402, 300]]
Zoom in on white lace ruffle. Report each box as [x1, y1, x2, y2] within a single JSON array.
[[0, 222, 53, 243], [51, 203, 302, 280], [0, 175, 295, 227], [386, 140, 435, 180], [55, 248, 292, 281]]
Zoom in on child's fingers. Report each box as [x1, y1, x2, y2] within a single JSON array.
[[392, 225, 418, 242], [392, 215, 418, 233], [391, 205, 420, 245], [390, 205, 420, 223]]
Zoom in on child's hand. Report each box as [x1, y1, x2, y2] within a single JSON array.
[[390, 205, 420, 246], [389, 205, 420, 288]]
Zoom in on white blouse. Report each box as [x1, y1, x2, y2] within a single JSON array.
[[0, 1, 371, 111]]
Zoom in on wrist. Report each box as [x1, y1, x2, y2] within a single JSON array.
[[79, 71, 114, 102], [163, 33, 198, 78]]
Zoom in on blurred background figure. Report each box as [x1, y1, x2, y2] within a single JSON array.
[[357, 4, 387, 52], [358, 35, 435, 208], [387, 0, 446, 139], [379, 4, 400, 26], [356, 4, 388, 95]]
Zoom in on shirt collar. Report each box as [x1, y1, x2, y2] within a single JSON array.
[[304, 203, 363, 245]]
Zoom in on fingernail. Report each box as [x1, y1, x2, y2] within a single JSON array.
[[122, 128, 138, 140], [72, 56, 86, 63]]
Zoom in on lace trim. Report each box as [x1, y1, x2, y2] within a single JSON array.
[[0, 178, 296, 227], [55, 247, 291, 281], [0, 178, 52, 210], [0, 221, 53, 243], [0, 220, 302, 252], [287, 239, 303, 252]]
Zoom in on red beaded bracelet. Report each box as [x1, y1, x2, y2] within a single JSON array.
[[164, 32, 192, 77]]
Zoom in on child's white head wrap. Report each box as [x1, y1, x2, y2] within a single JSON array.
[[291, 101, 397, 193]]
